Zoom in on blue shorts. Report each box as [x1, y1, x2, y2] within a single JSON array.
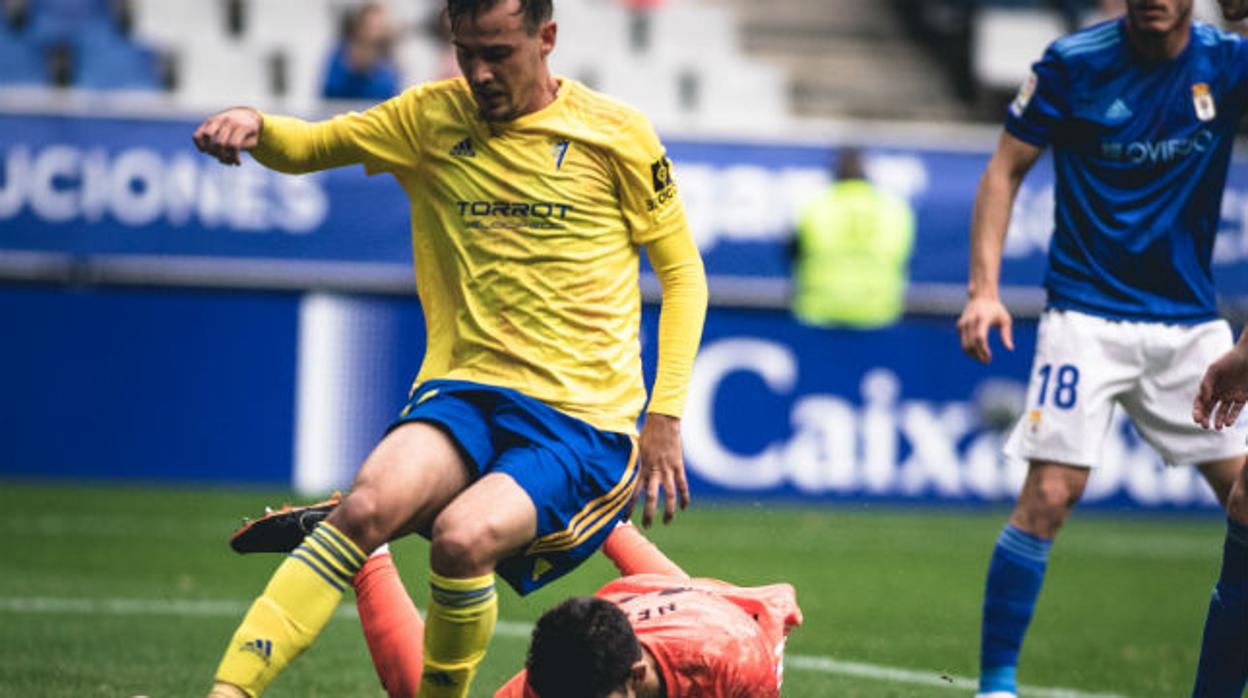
[[393, 379, 638, 595]]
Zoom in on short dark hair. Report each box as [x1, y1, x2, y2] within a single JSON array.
[[446, 0, 552, 35], [526, 597, 641, 698]]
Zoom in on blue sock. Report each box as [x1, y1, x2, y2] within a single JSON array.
[[979, 524, 1051, 695], [1192, 518, 1248, 698]]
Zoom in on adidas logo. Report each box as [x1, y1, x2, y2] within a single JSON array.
[[1105, 98, 1132, 121], [240, 638, 273, 663], [450, 137, 475, 158]]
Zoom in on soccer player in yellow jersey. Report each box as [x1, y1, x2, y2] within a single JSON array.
[[191, 1, 708, 696]]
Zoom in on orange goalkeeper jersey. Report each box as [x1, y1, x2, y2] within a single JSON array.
[[495, 574, 803, 697]]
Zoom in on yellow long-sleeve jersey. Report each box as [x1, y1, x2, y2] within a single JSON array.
[[254, 77, 706, 434]]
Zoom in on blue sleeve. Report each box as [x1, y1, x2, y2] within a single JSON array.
[[1004, 46, 1069, 148], [1234, 36, 1248, 91]]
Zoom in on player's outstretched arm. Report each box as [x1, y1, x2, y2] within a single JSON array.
[[1194, 332, 1248, 430], [639, 231, 708, 527], [192, 97, 413, 175], [602, 521, 688, 578], [957, 131, 1042, 364]]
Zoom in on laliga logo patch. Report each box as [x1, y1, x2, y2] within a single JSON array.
[[651, 157, 673, 193], [1010, 72, 1037, 118], [1193, 83, 1216, 122]]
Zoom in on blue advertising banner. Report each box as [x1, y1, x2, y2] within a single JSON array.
[[0, 283, 1222, 510], [674, 309, 1221, 510], [0, 112, 410, 264], [6, 111, 1248, 295], [0, 285, 299, 484]]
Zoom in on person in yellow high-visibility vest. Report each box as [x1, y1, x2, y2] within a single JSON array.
[[791, 147, 915, 329]]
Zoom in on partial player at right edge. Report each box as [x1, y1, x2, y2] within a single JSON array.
[[957, 1, 1248, 696]]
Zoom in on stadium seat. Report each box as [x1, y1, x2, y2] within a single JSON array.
[[0, 29, 47, 87], [689, 59, 788, 132], [73, 24, 163, 91], [25, 0, 112, 46], [175, 39, 272, 109], [132, 0, 228, 49], [642, 3, 737, 63], [394, 35, 449, 89], [973, 7, 1065, 91], [547, 2, 633, 90], [595, 57, 682, 128], [241, 0, 336, 109], [551, 1, 630, 61], [243, 0, 334, 52]]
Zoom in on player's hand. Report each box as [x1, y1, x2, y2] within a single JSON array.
[[635, 413, 690, 527], [957, 295, 1014, 364], [1219, 0, 1248, 21], [192, 107, 263, 166], [1194, 340, 1248, 430]]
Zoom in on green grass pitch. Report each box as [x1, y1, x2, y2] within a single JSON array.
[[0, 481, 1228, 697]]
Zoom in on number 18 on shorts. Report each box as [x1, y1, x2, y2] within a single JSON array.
[[1006, 309, 1247, 468]]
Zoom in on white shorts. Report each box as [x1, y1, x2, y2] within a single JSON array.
[[1005, 309, 1247, 467]]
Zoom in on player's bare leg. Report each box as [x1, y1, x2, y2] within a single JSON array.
[[327, 422, 474, 550], [1193, 455, 1248, 697], [210, 422, 472, 697], [1197, 456, 1245, 509], [418, 472, 537, 698], [1006, 461, 1090, 539], [978, 461, 1089, 698], [1229, 459, 1248, 527]]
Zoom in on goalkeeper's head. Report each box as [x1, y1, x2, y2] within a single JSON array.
[[525, 597, 647, 698]]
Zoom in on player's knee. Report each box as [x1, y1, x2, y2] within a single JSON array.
[[1015, 477, 1079, 536], [326, 489, 388, 553], [429, 512, 502, 577], [1034, 475, 1080, 511]]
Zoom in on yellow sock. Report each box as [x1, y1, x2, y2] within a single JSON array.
[[417, 571, 498, 698], [212, 523, 365, 697]]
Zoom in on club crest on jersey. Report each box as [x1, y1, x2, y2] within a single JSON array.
[[1192, 83, 1216, 122], [240, 638, 273, 663], [551, 140, 570, 170], [1010, 72, 1037, 118], [449, 137, 475, 158]]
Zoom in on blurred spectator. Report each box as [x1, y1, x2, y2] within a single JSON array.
[[790, 148, 915, 329], [3, 0, 27, 30], [323, 2, 399, 100]]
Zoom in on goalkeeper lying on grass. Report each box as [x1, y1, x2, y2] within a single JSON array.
[[233, 499, 802, 698]]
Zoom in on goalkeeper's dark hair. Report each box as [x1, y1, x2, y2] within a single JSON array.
[[446, 0, 553, 35], [525, 597, 642, 698]]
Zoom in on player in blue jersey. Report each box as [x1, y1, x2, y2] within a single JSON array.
[[957, 1, 1248, 696]]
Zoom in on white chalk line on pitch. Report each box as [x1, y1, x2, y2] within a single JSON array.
[[0, 596, 1131, 698]]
